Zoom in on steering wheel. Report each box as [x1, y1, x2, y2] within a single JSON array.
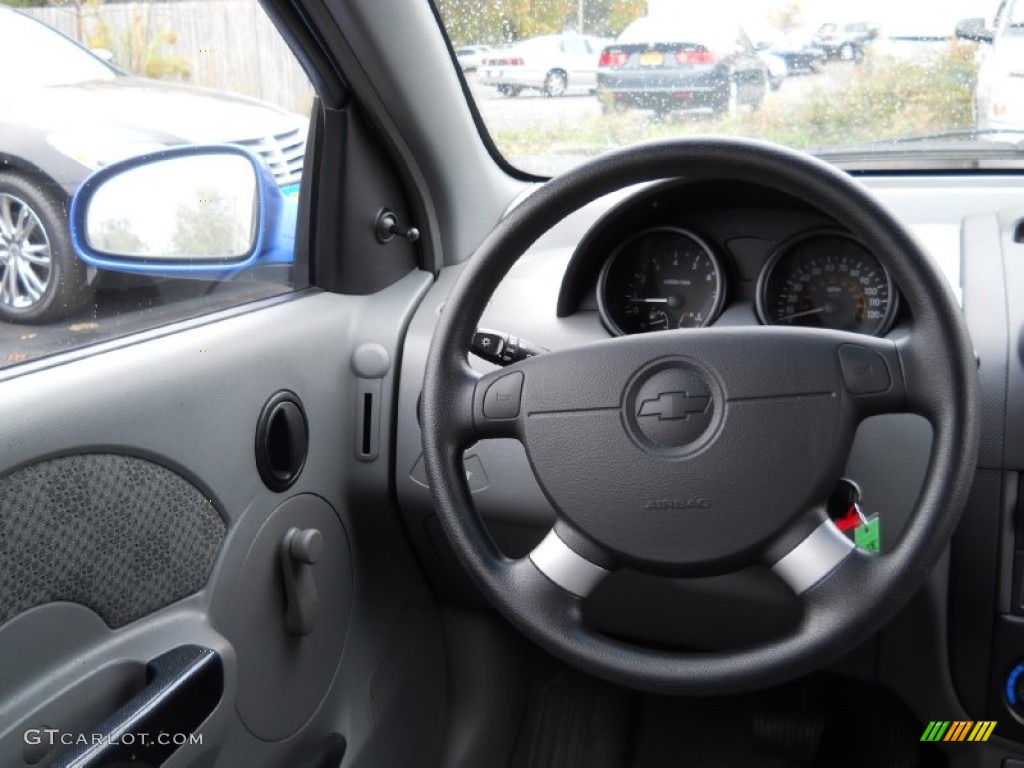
[[420, 137, 979, 695]]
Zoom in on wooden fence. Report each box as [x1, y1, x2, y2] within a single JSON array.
[[24, 1, 315, 115]]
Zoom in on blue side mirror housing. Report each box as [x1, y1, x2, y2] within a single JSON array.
[[69, 144, 297, 280]]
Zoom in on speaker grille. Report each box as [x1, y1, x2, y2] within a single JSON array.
[[0, 454, 226, 629]]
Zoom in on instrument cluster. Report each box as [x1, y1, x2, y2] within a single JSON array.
[[596, 225, 898, 337]]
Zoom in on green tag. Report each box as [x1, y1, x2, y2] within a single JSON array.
[[854, 516, 881, 552]]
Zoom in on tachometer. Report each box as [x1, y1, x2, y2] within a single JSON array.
[[756, 232, 897, 336], [597, 227, 725, 335]]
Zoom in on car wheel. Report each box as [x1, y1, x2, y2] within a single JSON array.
[[714, 78, 740, 117], [0, 172, 89, 324], [839, 43, 856, 61], [542, 70, 568, 98], [768, 73, 782, 91], [497, 84, 522, 98]]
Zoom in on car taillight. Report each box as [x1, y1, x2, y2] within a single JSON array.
[[675, 50, 716, 65], [599, 51, 629, 67]]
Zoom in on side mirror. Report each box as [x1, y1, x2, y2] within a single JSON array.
[[90, 47, 114, 63], [754, 41, 772, 52], [69, 145, 296, 280], [955, 17, 994, 43]]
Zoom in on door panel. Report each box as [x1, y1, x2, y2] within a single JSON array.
[[0, 273, 444, 768]]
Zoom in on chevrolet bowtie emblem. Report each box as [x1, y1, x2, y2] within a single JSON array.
[[638, 391, 711, 420]]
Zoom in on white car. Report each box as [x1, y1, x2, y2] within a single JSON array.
[[454, 45, 491, 72], [478, 33, 611, 97], [958, 0, 1024, 133]]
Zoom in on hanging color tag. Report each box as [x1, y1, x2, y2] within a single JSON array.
[[854, 515, 881, 553]]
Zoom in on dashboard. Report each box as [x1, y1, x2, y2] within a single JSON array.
[[397, 170, 1024, 750], [558, 180, 901, 338]]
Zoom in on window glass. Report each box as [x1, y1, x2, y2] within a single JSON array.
[[436, 0, 995, 177], [561, 37, 589, 54], [0, 0, 313, 370]]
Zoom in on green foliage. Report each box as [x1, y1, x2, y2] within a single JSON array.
[[118, 14, 191, 80], [82, 3, 191, 80], [735, 43, 979, 148], [436, 0, 644, 44]]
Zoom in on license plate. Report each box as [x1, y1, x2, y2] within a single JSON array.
[[639, 51, 663, 66]]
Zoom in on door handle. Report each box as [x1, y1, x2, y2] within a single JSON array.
[[50, 645, 222, 767]]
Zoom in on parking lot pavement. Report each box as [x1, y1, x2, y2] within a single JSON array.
[[0, 281, 289, 370]]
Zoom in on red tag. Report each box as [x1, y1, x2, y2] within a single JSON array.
[[835, 504, 861, 532]]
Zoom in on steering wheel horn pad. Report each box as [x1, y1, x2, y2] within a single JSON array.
[[421, 137, 979, 694], [470, 328, 903, 575]]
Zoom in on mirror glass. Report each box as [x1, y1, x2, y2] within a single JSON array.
[[85, 154, 258, 261]]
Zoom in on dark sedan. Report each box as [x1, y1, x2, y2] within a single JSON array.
[[765, 38, 826, 73], [597, 15, 767, 117], [0, 7, 306, 323]]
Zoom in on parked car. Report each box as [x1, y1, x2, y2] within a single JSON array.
[[812, 21, 880, 61], [957, 0, 1024, 133], [762, 35, 827, 73], [597, 14, 768, 115], [756, 47, 789, 90], [454, 44, 490, 71], [0, 6, 306, 323], [477, 33, 610, 97]]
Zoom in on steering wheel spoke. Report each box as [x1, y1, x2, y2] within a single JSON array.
[[528, 526, 613, 599], [768, 512, 857, 595]]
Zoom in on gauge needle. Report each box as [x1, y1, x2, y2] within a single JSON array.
[[629, 298, 669, 304], [781, 307, 826, 321]]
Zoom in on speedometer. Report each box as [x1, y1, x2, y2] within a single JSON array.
[[597, 227, 725, 335], [756, 232, 897, 336]]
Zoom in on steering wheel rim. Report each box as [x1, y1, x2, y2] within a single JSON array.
[[420, 137, 979, 695]]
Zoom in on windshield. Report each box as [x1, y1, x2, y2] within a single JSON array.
[[434, 0, 1017, 175], [1, 9, 117, 88]]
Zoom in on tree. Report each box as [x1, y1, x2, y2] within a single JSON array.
[[586, 0, 645, 37], [767, 0, 804, 34], [437, 0, 578, 44]]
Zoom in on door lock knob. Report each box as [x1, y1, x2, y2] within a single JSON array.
[[281, 527, 323, 636], [289, 527, 323, 565]]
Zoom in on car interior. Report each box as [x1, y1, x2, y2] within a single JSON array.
[[1, 0, 1024, 767]]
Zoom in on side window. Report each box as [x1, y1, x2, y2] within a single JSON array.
[[560, 38, 588, 55], [1010, 0, 1024, 28], [0, 0, 312, 369]]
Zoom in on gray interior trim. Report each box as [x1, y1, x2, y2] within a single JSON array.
[[309, 0, 526, 267], [529, 529, 609, 598], [772, 520, 856, 595]]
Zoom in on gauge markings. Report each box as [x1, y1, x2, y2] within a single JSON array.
[[757, 232, 896, 336], [598, 227, 725, 335]]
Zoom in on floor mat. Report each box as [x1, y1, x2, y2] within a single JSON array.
[[508, 668, 633, 768], [628, 676, 946, 768]]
